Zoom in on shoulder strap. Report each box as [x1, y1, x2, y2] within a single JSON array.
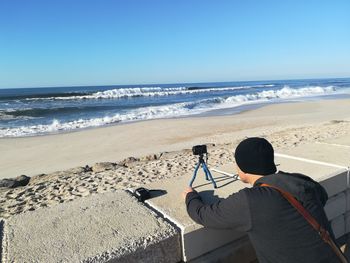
[[260, 183, 348, 263]]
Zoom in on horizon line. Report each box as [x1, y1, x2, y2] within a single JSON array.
[[1, 76, 350, 90]]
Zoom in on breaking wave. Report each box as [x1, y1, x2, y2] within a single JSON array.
[[25, 85, 275, 101], [0, 85, 336, 137]]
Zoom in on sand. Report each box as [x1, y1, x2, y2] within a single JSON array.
[[0, 98, 350, 218]]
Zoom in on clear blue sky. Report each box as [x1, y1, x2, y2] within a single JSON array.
[[0, 0, 349, 89]]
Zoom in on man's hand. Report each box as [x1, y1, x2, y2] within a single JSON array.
[[182, 187, 195, 200]]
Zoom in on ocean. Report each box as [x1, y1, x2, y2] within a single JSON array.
[[0, 78, 349, 138]]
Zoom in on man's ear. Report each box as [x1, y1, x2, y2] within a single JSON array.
[[236, 164, 242, 174], [236, 165, 248, 182]]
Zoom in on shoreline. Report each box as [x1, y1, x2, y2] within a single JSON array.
[[2, 92, 349, 139], [0, 101, 263, 140], [0, 98, 350, 179]]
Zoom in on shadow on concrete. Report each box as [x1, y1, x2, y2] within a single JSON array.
[[149, 189, 167, 199], [194, 175, 239, 189], [184, 229, 256, 263]]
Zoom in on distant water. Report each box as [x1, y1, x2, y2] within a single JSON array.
[[0, 78, 350, 138]]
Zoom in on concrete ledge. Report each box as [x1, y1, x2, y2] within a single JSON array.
[[325, 192, 346, 221], [280, 142, 350, 168], [183, 225, 246, 261], [346, 190, 350, 211], [275, 155, 348, 197], [322, 136, 350, 148], [2, 191, 181, 263], [274, 155, 344, 182], [318, 171, 348, 197], [189, 235, 256, 263], [331, 214, 346, 239], [345, 212, 350, 234]]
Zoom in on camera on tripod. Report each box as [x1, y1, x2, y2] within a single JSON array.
[[192, 145, 207, 156], [189, 144, 217, 188]]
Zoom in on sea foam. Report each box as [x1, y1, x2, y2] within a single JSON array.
[[26, 85, 272, 101], [0, 85, 336, 137]]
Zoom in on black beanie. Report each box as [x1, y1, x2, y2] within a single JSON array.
[[234, 137, 276, 175]]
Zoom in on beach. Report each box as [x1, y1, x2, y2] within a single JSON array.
[[0, 98, 350, 218], [2, 2, 349, 260]]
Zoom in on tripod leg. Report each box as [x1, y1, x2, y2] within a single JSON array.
[[202, 163, 217, 188], [202, 163, 209, 181], [189, 162, 201, 187]]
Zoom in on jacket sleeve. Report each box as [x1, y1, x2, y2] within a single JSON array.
[[185, 189, 251, 232]]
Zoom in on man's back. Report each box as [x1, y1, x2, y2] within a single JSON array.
[[186, 172, 339, 263]]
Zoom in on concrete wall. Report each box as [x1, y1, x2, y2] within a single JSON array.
[[1, 191, 181, 263], [323, 174, 349, 239]]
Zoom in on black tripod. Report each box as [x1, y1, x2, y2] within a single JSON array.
[[189, 153, 217, 188]]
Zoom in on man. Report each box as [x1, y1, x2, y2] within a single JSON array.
[[183, 137, 342, 263]]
